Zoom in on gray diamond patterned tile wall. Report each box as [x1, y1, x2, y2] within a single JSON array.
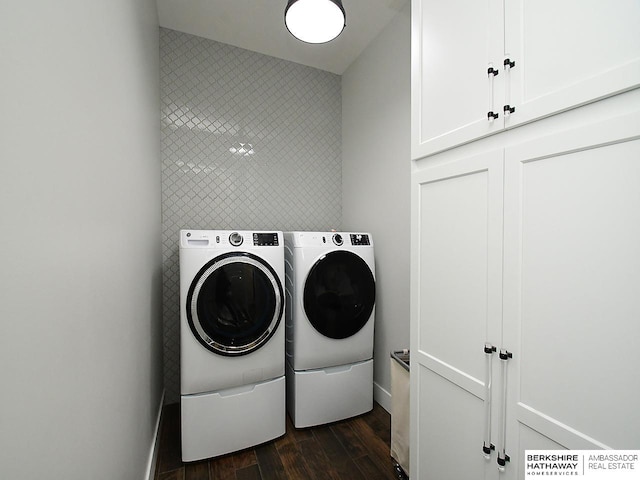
[[160, 28, 342, 404]]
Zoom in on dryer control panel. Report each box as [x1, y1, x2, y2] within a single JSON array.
[[286, 231, 373, 248]]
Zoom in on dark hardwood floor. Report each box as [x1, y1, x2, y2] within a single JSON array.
[[155, 402, 400, 480]]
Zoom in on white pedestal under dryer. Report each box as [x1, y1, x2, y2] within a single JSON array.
[[179, 230, 286, 462], [284, 231, 376, 428]]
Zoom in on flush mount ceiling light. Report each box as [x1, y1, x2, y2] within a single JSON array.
[[285, 0, 346, 44]]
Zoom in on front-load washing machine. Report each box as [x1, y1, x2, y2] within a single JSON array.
[[179, 230, 285, 462], [284, 231, 376, 428]]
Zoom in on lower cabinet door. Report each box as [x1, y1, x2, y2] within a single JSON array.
[[412, 111, 640, 479], [411, 150, 504, 479], [502, 112, 640, 477]]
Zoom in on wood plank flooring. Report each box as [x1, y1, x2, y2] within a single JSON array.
[[155, 402, 400, 480]]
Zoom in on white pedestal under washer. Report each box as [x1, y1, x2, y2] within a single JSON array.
[[284, 231, 376, 428], [179, 230, 285, 461]]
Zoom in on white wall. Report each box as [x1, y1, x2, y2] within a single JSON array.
[[0, 1, 163, 479], [342, 3, 411, 410]]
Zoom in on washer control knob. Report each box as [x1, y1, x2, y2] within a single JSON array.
[[332, 233, 343, 246], [229, 232, 243, 246]]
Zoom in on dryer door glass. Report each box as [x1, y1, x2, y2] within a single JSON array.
[[187, 252, 283, 356], [303, 250, 375, 339]]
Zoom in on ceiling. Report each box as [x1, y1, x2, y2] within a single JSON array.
[[156, 0, 408, 75]]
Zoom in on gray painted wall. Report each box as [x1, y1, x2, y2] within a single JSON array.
[[160, 30, 343, 403], [342, 3, 411, 410], [0, 1, 163, 478]]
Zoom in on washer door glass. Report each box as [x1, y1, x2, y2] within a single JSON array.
[[303, 250, 375, 339], [187, 252, 283, 356]]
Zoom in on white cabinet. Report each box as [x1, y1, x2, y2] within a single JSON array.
[[410, 150, 504, 479], [505, 0, 640, 129], [411, 0, 640, 160], [502, 112, 640, 477], [410, 112, 640, 479], [411, 0, 504, 159]]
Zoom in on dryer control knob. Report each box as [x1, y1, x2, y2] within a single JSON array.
[[332, 233, 343, 246], [229, 232, 243, 246]]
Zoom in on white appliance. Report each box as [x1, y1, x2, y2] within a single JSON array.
[[179, 230, 285, 462], [284, 231, 376, 428]]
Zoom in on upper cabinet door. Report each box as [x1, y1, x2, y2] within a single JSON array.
[[411, 0, 640, 161], [411, 0, 504, 160], [505, 0, 640, 128]]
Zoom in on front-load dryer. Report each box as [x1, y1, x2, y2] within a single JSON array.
[[179, 230, 285, 461], [284, 231, 376, 428]]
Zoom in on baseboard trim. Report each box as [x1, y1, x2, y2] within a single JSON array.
[[374, 381, 391, 413], [145, 389, 165, 480]]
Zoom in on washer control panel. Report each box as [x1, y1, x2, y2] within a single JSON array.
[[350, 233, 370, 246], [182, 230, 282, 248], [253, 232, 279, 246]]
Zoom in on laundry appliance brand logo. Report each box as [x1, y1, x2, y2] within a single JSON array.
[[525, 450, 639, 478]]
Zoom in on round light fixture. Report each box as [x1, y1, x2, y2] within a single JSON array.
[[285, 0, 346, 44]]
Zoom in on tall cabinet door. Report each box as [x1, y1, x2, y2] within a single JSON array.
[[505, 0, 640, 128], [411, 0, 504, 159], [501, 112, 640, 478], [411, 151, 504, 479]]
